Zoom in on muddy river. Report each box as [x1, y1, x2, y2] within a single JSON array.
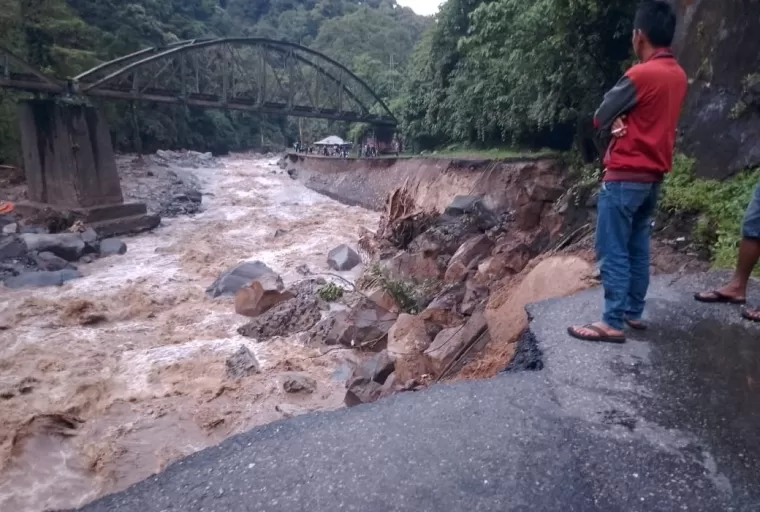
[[0, 154, 379, 511]]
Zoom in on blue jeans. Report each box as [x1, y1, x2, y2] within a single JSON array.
[[596, 181, 661, 330], [742, 184, 760, 239]]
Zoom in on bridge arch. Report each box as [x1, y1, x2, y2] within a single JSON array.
[[73, 38, 397, 126]]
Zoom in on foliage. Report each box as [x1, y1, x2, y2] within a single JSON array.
[[0, 0, 430, 164], [660, 155, 760, 268], [397, 0, 636, 153], [317, 282, 345, 301], [364, 264, 437, 314]]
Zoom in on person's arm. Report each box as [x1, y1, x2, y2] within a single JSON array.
[[594, 74, 638, 131]]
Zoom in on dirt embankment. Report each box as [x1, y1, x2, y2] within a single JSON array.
[[287, 154, 568, 215], [290, 154, 709, 383]]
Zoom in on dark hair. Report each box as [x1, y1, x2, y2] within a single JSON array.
[[634, 0, 677, 48]]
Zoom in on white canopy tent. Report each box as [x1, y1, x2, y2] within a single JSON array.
[[313, 135, 350, 146]]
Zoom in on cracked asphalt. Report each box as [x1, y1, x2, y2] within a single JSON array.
[[74, 272, 760, 512]]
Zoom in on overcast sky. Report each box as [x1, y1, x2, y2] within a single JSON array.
[[397, 0, 444, 16]]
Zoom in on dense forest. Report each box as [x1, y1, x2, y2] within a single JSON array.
[[0, 0, 430, 163], [0, 0, 677, 162], [396, 0, 637, 153]]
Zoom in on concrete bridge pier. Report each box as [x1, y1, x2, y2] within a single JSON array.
[[15, 99, 159, 236]]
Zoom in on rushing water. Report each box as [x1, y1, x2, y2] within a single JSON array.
[[0, 154, 379, 511]]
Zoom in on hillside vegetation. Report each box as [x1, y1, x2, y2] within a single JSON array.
[[0, 0, 430, 163]]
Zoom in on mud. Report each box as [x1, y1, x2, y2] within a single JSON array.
[[0, 154, 378, 512]]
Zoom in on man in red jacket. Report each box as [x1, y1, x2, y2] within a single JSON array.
[[569, 0, 687, 343]]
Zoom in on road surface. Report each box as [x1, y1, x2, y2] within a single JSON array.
[[75, 272, 760, 511]]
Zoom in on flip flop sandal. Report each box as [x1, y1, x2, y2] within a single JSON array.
[[741, 307, 760, 323], [694, 290, 746, 304], [567, 324, 626, 344], [624, 318, 647, 330]]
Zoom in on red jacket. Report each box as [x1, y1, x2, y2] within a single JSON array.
[[594, 49, 688, 182]]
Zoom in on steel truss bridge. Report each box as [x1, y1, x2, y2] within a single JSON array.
[[0, 37, 397, 127]]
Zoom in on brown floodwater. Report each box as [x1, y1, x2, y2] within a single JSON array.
[[0, 154, 378, 511]]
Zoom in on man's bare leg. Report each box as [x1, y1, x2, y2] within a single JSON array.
[[696, 238, 760, 302]]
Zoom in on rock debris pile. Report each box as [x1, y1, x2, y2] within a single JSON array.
[[0, 217, 129, 289]]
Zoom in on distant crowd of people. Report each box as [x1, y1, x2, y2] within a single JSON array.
[[291, 137, 403, 159]]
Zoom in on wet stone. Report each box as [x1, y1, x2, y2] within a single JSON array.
[[327, 244, 362, 271], [19, 233, 85, 262], [99, 238, 127, 256], [207, 261, 277, 298], [35, 251, 75, 272], [226, 345, 260, 379], [4, 269, 82, 289], [282, 373, 316, 394]]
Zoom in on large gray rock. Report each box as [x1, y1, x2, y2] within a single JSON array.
[[327, 244, 362, 271], [19, 233, 85, 262], [206, 261, 277, 298], [4, 269, 82, 289], [226, 345, 260, 379], [0, 236, 27, 260], [99, 238, 128, 256], [35, 251, 76, 271], [444, 195, 498, 231]]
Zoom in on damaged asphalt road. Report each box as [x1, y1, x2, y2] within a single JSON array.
[[76, 272, 760, 512]]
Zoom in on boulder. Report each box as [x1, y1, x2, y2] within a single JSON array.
[[282, 373, 317, 394], [80, 227, 98, 244], [237, 295, 322, 341], [366, 287, 400, 314], [425, 311, 488, 377], [344, 379, 383, 407], [444, 195, 498, 231], [35, 252, 75, 272], [234, 273, 294, 317], [309, 310, 354, 346], [0, 236, 27, 260], [473, 255, 509, 285], [408, 216, 481, 256], [387, 314, 435, 382], [19, 233, 85, 262], [327, 244, 362, 271], [225, 345, 260, 379], [384, 251, 442, 281], [444, 234, 494, 284], [343, 351, 395, 407], [99, 238, 127, 256], [347, 298, 398, 347], [206, 261, 277, 298], [461, 279, 489, 316], [4, 269, 82, 289], [420, 284, 466, 328], [2, 223, 17, 235]]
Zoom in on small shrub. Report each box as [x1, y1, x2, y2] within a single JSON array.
[[317, 283, 344, 302], [660, 155, 760, 268], [363, 264, 438, 314]]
